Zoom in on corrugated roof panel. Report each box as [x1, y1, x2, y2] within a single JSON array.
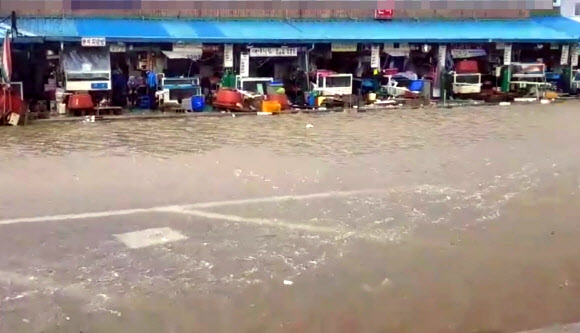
[[161, 21, 199, 40], [291, 19, 579, 42], [208, 21, 303, 42], [11, 16, 580, 43], [75, 18, 170, 39], [17, 18, 78, 37]]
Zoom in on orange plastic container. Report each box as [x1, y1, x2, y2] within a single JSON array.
[[262, 100, 281, 113], [267, 93, 289, 110]]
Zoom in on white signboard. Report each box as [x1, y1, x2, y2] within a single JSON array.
[[503, 44, 512, 65], [173, 43, 202, 52], [451, 49, 487, 59], [224, 44, 234, 68], [109, 44, 126, 53], [331, 43, 357, 52], [571, 44, 579, 67], [438, 44, 447, 67], [496, 43, 506, 50], [249, 47, 298, 57], [240, 52, 250, 77], [561, 44, 570, 65], [370, 45, 380, 69], [81, 37, 106, 47]]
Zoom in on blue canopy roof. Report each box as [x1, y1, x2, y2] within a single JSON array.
[[13, 16, 580, 43]]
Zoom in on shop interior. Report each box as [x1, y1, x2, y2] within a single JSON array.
[[5, 40, 578, 118]]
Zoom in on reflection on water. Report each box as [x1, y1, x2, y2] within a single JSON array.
[[0, 104, 565, 160]]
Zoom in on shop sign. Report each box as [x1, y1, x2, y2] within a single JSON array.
[[109, 44, 126, 53], [224, 44, 234, 68], [81, 37, 106, 47], [560, 44, 570, 65], [450, 49, 486, 59], [331, 43, 357, 52], [240, 52, 249, 77], [249, 47, 298, 57], [203, 45, 220, 52], [571, 44, 579, 67], [503, 44, 512, 65], [496, 43, 505, 50], [370, 45, 380, 69]]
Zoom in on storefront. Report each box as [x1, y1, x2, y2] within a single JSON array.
[[4, 15, 580, 118]]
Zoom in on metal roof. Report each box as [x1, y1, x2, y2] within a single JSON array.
[[11, 16, 580, 43]]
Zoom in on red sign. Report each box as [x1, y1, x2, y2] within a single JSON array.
[[375, 9, 394, 20]]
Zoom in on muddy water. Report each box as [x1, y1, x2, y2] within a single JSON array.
[[1, 103, 580, 332], [0, 104, 574, 159]]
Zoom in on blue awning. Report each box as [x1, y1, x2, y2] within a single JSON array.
[[13, 16, 580, 44]]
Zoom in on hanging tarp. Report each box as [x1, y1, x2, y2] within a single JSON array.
[[1, 30, 11, 83]]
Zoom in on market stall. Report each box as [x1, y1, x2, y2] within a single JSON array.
[[61, 45, 112, 115], [62, 46, 111, 93]]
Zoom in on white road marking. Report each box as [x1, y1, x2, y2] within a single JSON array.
[[158, 207, 339, 234], [0, 189, 386, 226], [185, 189, 387, 209], [0, 208, 153, 226], [515, 322, 580, 332], [114, 227, 188, 249], [158, 207, 391, 243]]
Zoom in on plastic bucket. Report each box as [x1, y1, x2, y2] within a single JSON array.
[[192, 95, 205, 112]]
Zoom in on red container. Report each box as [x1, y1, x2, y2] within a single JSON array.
[[0, 90, 23, 117], [455, 60, 479, 74], [68, 93, 94, 110], [214, 89, 242, 107], [382, 68, 399, 75]]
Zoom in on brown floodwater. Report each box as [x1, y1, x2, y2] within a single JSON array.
[[1, 103, 580, 332]]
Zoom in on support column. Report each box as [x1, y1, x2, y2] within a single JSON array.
[[501, 43, 512, 93], [434, 44, 446, 99]]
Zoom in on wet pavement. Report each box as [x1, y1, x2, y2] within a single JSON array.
[[1, 103, 580, 332]]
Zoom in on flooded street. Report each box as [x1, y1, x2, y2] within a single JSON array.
[[1, 103, 580, 332]]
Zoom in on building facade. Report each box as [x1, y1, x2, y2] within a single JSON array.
[[0, 0, 557, 19]]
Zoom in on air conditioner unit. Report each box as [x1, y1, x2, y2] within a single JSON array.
[[375, 9, 394, 20], [553, 0, 561, 7]]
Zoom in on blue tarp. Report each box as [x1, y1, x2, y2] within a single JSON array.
[[12, 16, 580, 43]]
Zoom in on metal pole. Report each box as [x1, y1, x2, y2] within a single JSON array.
[[10, 11, 17, 37]]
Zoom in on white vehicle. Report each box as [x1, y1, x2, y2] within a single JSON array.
[[451, 72, 482, 94], [235, 76, 274, 94], [310, 71, 353, 96]]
